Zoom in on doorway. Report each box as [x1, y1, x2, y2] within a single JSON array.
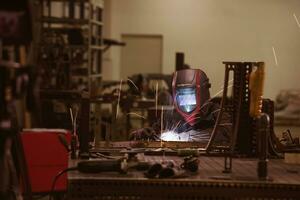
[[121, 34, 163, 79]]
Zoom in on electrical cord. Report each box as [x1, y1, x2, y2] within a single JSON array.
[[49, 167, 78, 200]]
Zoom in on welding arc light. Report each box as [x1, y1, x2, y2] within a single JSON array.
[[176, 87, 197, 113]]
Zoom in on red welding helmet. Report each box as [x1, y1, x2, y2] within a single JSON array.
[[172, 69, 211, 126]]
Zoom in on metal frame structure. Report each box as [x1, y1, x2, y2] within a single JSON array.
[[206, 62, 278, 156], [37, 0, 103, 94]]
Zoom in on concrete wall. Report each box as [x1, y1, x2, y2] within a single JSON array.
[[103, 0, 300, 99]]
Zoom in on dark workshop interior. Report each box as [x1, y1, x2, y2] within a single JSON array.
[[1, 0, 300, 199]]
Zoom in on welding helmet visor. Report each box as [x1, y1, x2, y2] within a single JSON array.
[[176, 87, 197, 113]]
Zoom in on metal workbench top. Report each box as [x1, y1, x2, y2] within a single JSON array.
[[68, 156, 300, 199]]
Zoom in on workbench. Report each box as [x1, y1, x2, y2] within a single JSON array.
[[67, 155, 300, 200]]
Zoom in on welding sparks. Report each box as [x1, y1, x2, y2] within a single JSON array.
[[293, 13, 300, 29], [211, 108, 221, 115], [218, 123, 233, 126], [211, 84, 233, 99], [155, 82, 158, 116], [69, 108, 74, 124], [69, 106, 78, 136], [74, 106, 78, 123], [220, 79, 233, 89], [127, 78, 139, 91], [116, 79, 122, 119], [126, 112, 146, 119], [170, 121, 181, 133], [272, 46, 278, 66], [160, 130, 181, 141], [180, 116, 203, 128], [160, 106, 164, 147], [160, 130, 193, 142]]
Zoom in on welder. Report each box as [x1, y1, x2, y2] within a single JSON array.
[[130, 68, 231, 144]]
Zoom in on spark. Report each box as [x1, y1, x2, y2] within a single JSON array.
[[170, 121, 181, 132], [127, 78, 139, 91], [218, 123, 233, 126], [220, 79, 233, 89], [272, 46, 278, 66], [180, 116, 203, 128], [116, 79, 122, 119], [74, 106, 78, 122], [211, 84, 233, 99], [160, 106, 164, 147], [155, 82, 158, 116], [293, 13, 300, 29], [126, 112, 146, 119], [69, 108, 74, 124], [160, 130, 193, 141], [210, 108, 221, 115], [163, 120, 180, 135], [69, 106, 78, 136], [179, 112, 198, 127], [184, 112, 198, 122]]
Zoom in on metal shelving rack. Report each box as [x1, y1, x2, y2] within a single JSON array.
[[37, 0, 104, 96], [36, 0, 105, 155]]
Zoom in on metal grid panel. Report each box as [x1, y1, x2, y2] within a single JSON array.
[[67, 156, 300, 200]]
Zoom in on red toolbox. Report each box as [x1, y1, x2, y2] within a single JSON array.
[[21, 129, 71, 193]]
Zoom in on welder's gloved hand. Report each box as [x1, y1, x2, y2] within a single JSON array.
[[130, 127, 160, 141]]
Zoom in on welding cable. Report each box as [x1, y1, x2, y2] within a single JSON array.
[[49, 167, 78, 200]]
